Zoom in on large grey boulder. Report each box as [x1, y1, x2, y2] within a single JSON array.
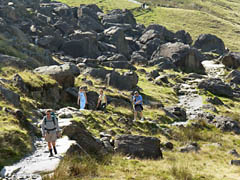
[[102, 9, 136, 26], [114, 135, 163, 159], [77, 4, 103, 20], [104, 26, 129, 57], [198, 78, 233, 97], [34, 63, 80, 88], [221, 52, 240, 69], [61, 33, 100, 58], [139, 29, 163, 44], [37, 35, 64, 51], [77, 15, 104, 33], [105, 71, 138, 90], [143, 24, 175, 43], [141, 38, 164, 58], [152, 42, 205, 73], [131, 51, 147, 64], [175, 30, 193, 45], [83, 67, 111, 80], [194, 34, 225, 54], [63, 121, 107, 158], [54, 20, 74, 36]]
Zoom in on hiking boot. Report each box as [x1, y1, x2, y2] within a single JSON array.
[[49, 149, 53, 157], [140, 117, 144, 121], [53, 146, 57, 154]]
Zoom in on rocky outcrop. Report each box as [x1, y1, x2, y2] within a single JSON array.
[[175, 30, 193, 45], [198, 78, 233, 98], [152, 42, 205, 73], [61, 32, 100, 58], [102, 9, 136, 26], [194, 34, 225, 55], [164, 106, 187, 122], [105, 71, 138, 90], [104, 26, 129, 57], [114, 135, 162, 159], [180, 142, 200, 153], [63, 121, 107, 158], [211, 116, 240, 134], [34, 63, 80, 88]]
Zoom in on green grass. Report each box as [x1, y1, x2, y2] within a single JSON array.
[[44, 128, 240, 180], [55, 0, 139, 12], [17, 71, 58, 89], [0, 102, 32, 169]]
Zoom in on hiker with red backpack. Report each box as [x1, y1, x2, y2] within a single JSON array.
[[41, 109, 60, 157]]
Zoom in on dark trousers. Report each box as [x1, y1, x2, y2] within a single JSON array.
[[97, 102, 107, 111]]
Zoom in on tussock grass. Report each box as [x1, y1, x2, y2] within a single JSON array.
[[43, 155, 99, 180]]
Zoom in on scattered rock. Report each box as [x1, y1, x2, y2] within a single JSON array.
[[228, 149, 240, 158], [164, 106, 187, 122], [221, 52, 240, 69], [152, 42, 205, 73], [212, 116, 240, 134], [202, 104, 218, 113], [230, 160, 240, 166], [164, 142, 174, 150], [180, 142, 200, 153], [114, 134, 163, 159], [198, 78, 233, 98], [206, 97, 224, 105], [226, 70, 240, 85]]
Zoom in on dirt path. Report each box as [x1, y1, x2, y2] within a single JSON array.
[[1, 118, 75, 180], [175, 60, 226, 125]]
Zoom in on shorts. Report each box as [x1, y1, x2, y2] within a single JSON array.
[[134, 104, 143, 112], [45, 131, 57, 142]]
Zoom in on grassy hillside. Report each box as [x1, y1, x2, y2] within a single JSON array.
[[57, 0, 240, 51]]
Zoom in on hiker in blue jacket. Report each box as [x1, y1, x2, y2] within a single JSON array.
[[41, 109, 60, 157], [133, 91, 144, 121]]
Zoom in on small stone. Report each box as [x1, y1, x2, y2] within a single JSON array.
[[230, 160, 240, 166], [228, 149, 240, 157], [164, 142, 174, 150]]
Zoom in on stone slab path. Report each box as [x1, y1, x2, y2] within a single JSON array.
[[0, 118, 75, 180]]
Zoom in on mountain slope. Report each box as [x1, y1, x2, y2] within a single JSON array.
[[58, 0, 240, 51]]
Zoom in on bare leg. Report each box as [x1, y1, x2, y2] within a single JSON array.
[[47, 142, 52, 150], [134, 111, 137, 120], [52, 141, 56, 147]]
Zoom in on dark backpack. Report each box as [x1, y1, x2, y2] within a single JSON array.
[[44, 115, 57, 127]]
